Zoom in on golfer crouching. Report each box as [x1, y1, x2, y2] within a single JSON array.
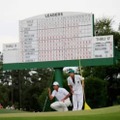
[[48, 81, 72, 111]]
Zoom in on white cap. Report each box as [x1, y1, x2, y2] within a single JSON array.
[[53, 81, 59, 86]]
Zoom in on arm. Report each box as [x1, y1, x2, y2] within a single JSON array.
[[67, 78, 74, 94], [48, 88, 54, 100], [68, 85, 74, 94], [80, 75, 85, 90], [61, 93, 70, 102], [81, 80, 85, 92], [81, 79, 86, 102], [79, 75, 85, 99]]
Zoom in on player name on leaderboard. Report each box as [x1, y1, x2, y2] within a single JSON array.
[[19, 12, 93, 62]]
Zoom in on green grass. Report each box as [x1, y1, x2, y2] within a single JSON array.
[[0, 105, 120, 120], [0, 109, 25, 114]]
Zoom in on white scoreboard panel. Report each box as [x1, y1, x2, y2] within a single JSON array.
[[93, 35, 113, 58], [3, 43, 22, 63], [19, 12, 94, 62]]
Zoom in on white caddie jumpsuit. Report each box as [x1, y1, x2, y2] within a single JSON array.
[[67, 75, 84, 111]]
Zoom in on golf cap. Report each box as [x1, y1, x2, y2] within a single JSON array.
[[68, 69, 75, 73], [53, 81, 59, 86]]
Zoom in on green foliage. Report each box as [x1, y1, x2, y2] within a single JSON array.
[[0, 68, 54, 111], [95, 18, 113, 35], [85, 77, 107, 108], [0, 84, 10, 106], [20, 68, 54, 111], [38, 88, 52, 111], [0, 62, 11, 107], [117, 96, 120, 104]]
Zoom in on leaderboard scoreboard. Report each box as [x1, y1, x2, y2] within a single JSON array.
[[19, 12, 93, 62], [3, 12, 114, 69]]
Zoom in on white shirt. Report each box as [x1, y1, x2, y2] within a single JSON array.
[[51, 88, 69, 101], [67, 75, 84, 94]]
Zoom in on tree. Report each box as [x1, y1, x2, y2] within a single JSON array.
[[83, 18, 120, 107], [0, 68, 54, 111], [85, 77, 107, 108], [0, 53, 11, 107], [20, 68, 54, 111], [95, 18, 113, 35]]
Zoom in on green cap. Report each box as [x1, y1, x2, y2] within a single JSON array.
[[68, 69, 74, 73]]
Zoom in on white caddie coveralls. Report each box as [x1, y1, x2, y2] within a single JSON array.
[[67, 75, 84, 111]]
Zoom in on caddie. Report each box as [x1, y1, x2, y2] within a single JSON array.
[[67, 69, 84, 111]]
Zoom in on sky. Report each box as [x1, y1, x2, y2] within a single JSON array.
[[0, 0, 120, 51]]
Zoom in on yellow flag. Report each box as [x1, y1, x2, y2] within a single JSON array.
[[84, 102, 91, 110]]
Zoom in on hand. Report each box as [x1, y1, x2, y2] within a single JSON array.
[[48, 88, 51, 93], [61, 99, 65, 102], [71, 89, 74, 95]]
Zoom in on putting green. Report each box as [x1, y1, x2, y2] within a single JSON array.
[[0, 105, 120, 120]]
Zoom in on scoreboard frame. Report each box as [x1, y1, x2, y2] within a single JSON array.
[[3, 57, 115, 70], [3, 13, 116, 70]]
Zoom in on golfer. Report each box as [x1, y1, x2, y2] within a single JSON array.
[[67, 69, 84, 111], [48, 81, 71, 111]]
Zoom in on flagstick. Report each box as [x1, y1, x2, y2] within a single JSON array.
[[78, 59, 86, 110], [78, 59, 91, 110]]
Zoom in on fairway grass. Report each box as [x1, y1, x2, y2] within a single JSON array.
[[0, 105, 120, 120]]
